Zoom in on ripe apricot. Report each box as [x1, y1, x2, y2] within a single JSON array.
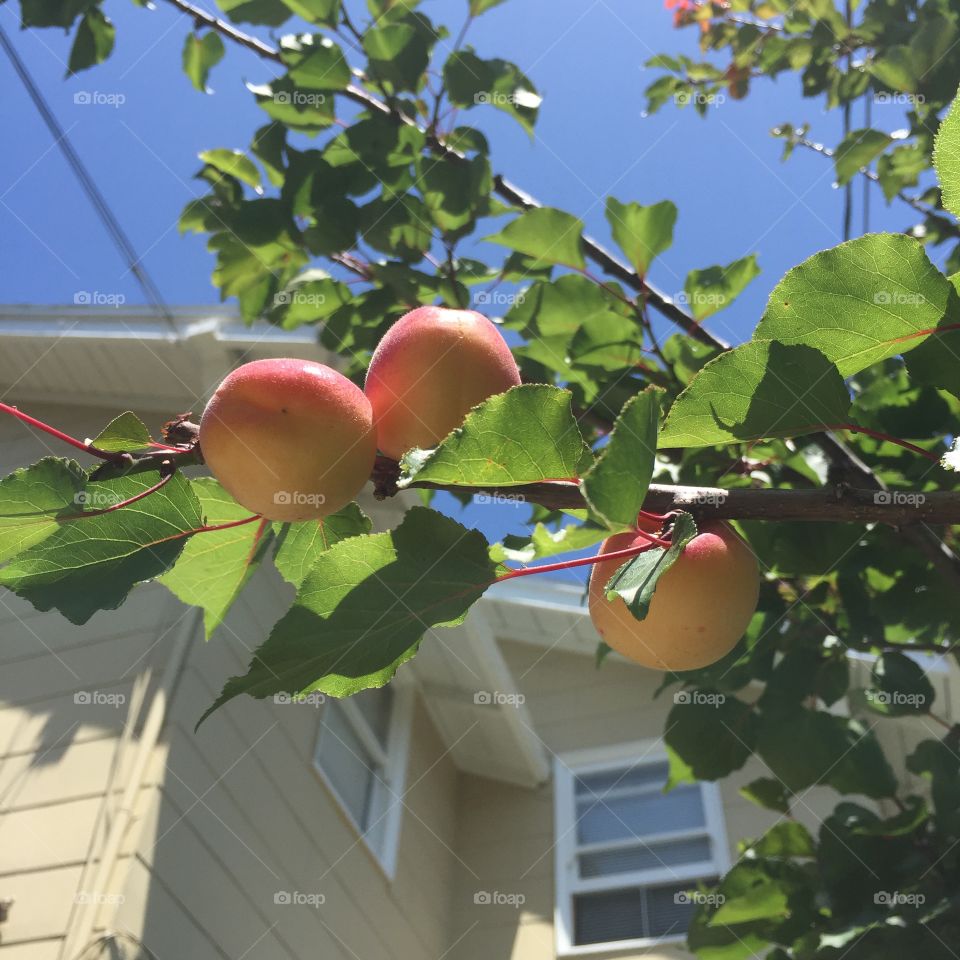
[[199, 358, 376, 521], [588, 520, 760, 671], [364, 305, 521, 460]]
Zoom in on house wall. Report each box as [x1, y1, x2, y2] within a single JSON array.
[[445, 638, 947, 960], [0, 402, 459, 959]]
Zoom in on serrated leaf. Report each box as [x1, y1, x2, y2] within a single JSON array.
[[398, 384, 592, 488], [159, 479, 270, 638], [443, 50, 541, 134], [90, 411, 153, 452], [485, 207, 585, 270], [199, 149, 263, 193], [67, 7, 115, 75], [198, 508, 499, 725], [0, 458, 86, 564], [605, 197, 677, 276], [683, 255, 760, 322], [740, 777, 791, 814], [272, 503, 371, 587], [182, 31, 225, 93], [496, 520, 607, 563], [659, 340, 850, 448], [664, 691, 757, 784], [935, 89, 960, 219], [604, 512, 697, 619], [582, 387, 662, 530], [0, 471, 203, 624], [834, 129, 892, 186], [754, 234, 952, 377]]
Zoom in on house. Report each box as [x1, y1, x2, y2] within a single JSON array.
[[0, 306, 952, 960]]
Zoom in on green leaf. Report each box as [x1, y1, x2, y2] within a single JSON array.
[[604, 513, 697, 619], [746, 821, 816, 858], [0, 471, 203, 624], [865, 651, 935, 716], [907, 740, 960, 833], [443, 50, 541, 134], [215, 0, 292, 25], [582, 387, 662, 530], [934, 88, 960, 220], [90, 411, 153, 452], [754, 234, 952, 377], [0, 458, 86, 564], [198, 508, 499, 724], [363, 15, 434, 92], [272, 503, 371, 587], [469, 0, 506, 12], [496, 520, 608, 562], [67, 7, 114, 75], [251, 123, 286, 187], [280, 0, 340, 23], [269, 270, 352, 329], [247, 78, 335, 134], [659, 340, 850, 448], [683, 255, 760, 322], [605, 197, 677, 276], [485, 207, 585, 270], [876, 144, 927, 203], [709, 864, 790, 926], [182, 31, 225, 93], [664, 691, 757, 783], [159, 480, 270, 638], [833, 129, 892, 186], [284, 35, 351, 90], [740, 777, 791, 814], [199, 148, 263, 193], [360, 193, 433, 261], [398, 384, 592, 488]]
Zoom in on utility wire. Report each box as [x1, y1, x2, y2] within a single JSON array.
[[0, 23, 176, 329]]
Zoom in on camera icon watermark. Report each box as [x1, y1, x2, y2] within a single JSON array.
[[874, 890, 925, 907], [73, 291, 126, 308], [675, 890, 725, 906], [473, 890, 525, 908], [873, 291, 926, 306], [874, 92, 925, 106], [474, 290, 525, 307], [274, 890, 325, 908], [687, 490, 728, 506], [673, 690, 726, 707], [274, 90, 326, 107], [866, 690, 928, 709], [273, 692, 325, 707], [873, 491, 926, 507], [474, 690, 526, 707], [473, 492, 526, 507], [73, 90, 126, 108], [75, 891, 125, 905], [674, 90, 725, 108], [73, 490, 122, 509], [74, 690, 126, 708], [274, 291, 327, 308], [274, 491, 326, 508]]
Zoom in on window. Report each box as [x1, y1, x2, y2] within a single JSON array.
[[554, 742, 729, 955], [313, 683, 413, 876]]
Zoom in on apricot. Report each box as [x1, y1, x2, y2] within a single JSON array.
[[364, 305, 521, 460], [198, 358, 376, 522], [588, 520, 760, 671]]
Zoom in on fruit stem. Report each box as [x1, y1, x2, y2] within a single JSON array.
[[77, 472, 175, 518], [497, 540, 662, 582], [631, 525, 673, 548], [195, 514, 264, 534], [0, 401, 126, 462], [828, 423, 941, 463]]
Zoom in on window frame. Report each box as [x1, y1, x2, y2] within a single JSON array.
[[553, 740, 730, 956], [312, 680, 414, 878]]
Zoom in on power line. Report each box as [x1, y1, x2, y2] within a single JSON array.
[[0, 23, 175, 328]]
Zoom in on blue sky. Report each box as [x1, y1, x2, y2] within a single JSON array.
[[0, 0, 931, 562]]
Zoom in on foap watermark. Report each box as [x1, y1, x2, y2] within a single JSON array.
[[74, 291, 126, 308], [674, 90, 725, 108], [874, 890, 925, 907], [474, 690, 526, 707], [274, 491, 326, 508], [75, 891, 125, 905], [474, 890, 525, 908], [474, 290, 525, 307], [474, 90, 539, 108], [274, 290, 327, 308], [73, 490, 122, 509], [686, 490, 728, 507], [873, 491, 926, 508], [73, 90, 126, 108], [866, 690, 929, 709], [873, 291, 926, 306], [274, 90, 326, 107], [675, 890, 726, 906], [473, 492, 526, 507], [274, 891, 325, 908], [674, 690, 726, 707], [875, 92, 925, 106], [673, 290, 728, 311], [273, 691, 326, 707], [74, 690, 126, 708]]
